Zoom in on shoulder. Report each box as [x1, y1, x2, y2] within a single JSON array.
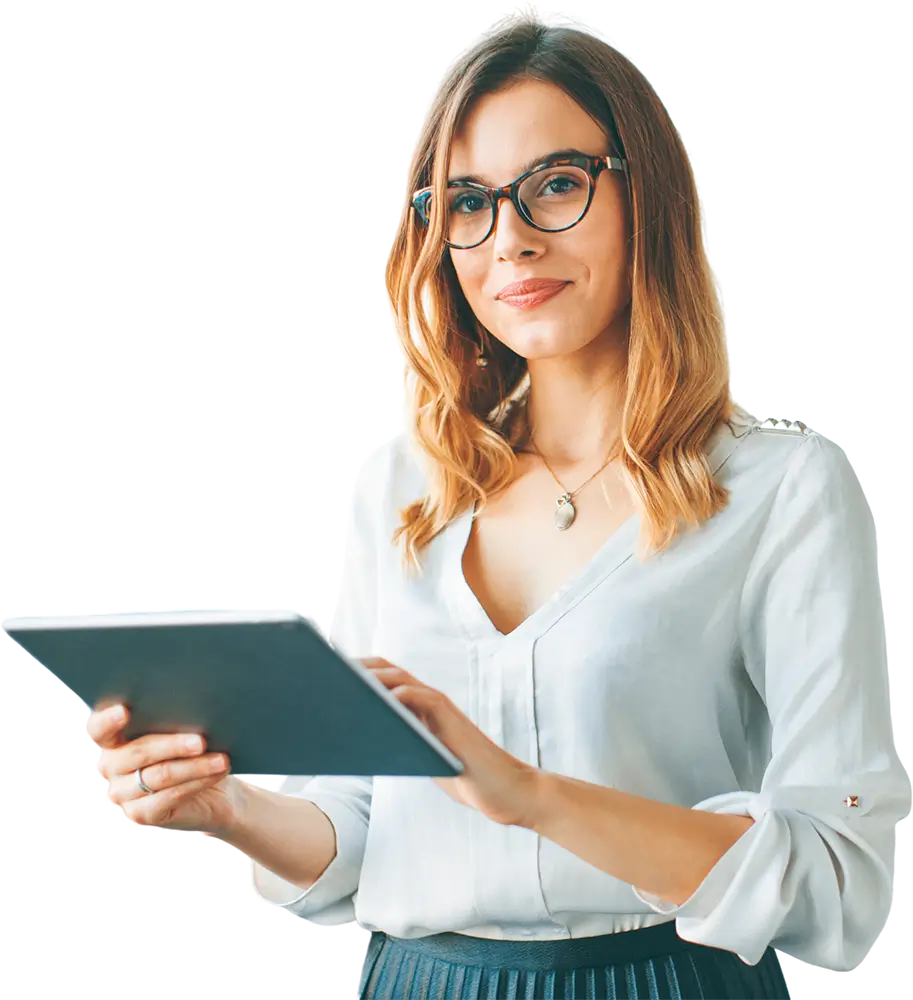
[[727, 408, 868, 519], [719, 405, 815, 476], [351, 430, 430, 513]]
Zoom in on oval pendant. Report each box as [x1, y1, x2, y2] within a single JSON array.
[[554, 494, 576, 531]]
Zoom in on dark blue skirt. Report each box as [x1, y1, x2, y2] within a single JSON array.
[[357, 918, 790, 999]]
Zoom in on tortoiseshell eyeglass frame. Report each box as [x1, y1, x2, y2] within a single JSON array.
[[410, 153, 630, 249]]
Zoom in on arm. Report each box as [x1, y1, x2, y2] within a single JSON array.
[[525, 774, 755, 907], [208, 778, 339, 890], [529, 433, 911, 971], [232, 441, 388, 922]]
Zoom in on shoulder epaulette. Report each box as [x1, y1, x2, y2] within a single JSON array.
[[755, 416, 812, 435]]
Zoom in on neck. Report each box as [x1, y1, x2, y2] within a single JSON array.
[[526, 330, 624, 472]]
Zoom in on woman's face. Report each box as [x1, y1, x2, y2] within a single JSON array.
[[446, 78, 632, 363]]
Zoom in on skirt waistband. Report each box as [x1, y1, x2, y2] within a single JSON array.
[[376, 919, 700, 972]]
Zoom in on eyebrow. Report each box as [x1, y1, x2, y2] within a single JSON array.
[[447, 147, 592, 186]]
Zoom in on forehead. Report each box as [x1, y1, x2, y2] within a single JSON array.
[[448, 79, 607, 185]]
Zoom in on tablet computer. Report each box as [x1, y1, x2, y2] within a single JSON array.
[[2, 609, 464, 778]]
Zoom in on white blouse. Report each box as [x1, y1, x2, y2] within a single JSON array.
[[250, 403, 911, 971]]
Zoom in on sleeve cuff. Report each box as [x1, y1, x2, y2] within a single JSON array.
[[251, 792, 366, 919], [630, 819, 761, 914], [252, 857, 324, 907], [630, 795, 771, 965]]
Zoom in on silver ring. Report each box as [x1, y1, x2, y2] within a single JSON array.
[[136, 767, 154, 795]]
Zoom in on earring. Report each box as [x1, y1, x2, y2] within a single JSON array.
[[475, 325, 490, 367]]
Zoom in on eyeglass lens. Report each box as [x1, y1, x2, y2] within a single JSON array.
[[432, 164, 591, 248]]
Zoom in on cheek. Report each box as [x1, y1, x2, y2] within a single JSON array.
[[583, 202, 628, 263], [590, 240, 628, 288], [580, 190, 629, 262], [451, 257, 490, 314]]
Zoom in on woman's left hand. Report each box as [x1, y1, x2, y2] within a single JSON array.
[[361, 658, 542, 829]]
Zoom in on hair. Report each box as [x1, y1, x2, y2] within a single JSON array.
[[384, 8, 738, 578]]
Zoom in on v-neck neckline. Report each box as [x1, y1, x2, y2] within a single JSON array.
[[440, 411, 758, 652], [447, 500, 640, 648]]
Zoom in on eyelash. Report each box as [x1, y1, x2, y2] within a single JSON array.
[[451, 173, 582, 214]]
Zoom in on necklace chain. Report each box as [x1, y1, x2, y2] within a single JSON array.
[[527, 410, 611, 500], [525, 397, 618, 532], [530, 435, 610, 500]]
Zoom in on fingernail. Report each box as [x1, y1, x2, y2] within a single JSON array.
[[110, 706, 125, 722]]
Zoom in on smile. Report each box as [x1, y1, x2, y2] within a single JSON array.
[[497, 282, 570, 310]]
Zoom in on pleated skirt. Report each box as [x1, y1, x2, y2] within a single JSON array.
[[357, 918, 791, 999]]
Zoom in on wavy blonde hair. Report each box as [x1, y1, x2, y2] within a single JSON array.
[[385, 11, 737, 577]]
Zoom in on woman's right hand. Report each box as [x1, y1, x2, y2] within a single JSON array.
[[88, 702, 244, 836]]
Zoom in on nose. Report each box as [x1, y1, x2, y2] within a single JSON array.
[[489, 194, 543, 256]]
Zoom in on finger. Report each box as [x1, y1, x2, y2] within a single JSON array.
[[88, 703, 130, 750], [392, 684, 436, 719], [393, 684, 436, 703], [370, 668, 394, 682], [109, 750, 229, 806], [395, 685, 459, 735], [363, 658, 395, 669], [121, 771, 229, 825], [98, 729, 208, 781], [371, 666, 412, 682]]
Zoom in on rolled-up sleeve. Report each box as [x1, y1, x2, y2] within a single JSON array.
[[251, 446, 383, 923], [631, 432, 912, 970], [252, 770, 373, 924]]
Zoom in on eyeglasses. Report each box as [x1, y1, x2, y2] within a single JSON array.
[[411, 153, 629, 250]]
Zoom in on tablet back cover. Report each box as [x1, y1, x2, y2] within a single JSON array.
[[3, 610, 463, 778]]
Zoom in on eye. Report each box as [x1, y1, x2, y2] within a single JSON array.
[[538, 173, 583, 197], [450, 190, 488, 215]]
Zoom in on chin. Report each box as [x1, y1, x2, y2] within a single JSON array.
[[508, 342, 580, 361], [501, 324, 590, 357]]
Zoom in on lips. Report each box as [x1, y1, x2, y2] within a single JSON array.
[[497, 278, 569, 300]]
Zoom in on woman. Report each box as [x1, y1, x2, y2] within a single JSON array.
[[90, 11, 910, 1000]]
